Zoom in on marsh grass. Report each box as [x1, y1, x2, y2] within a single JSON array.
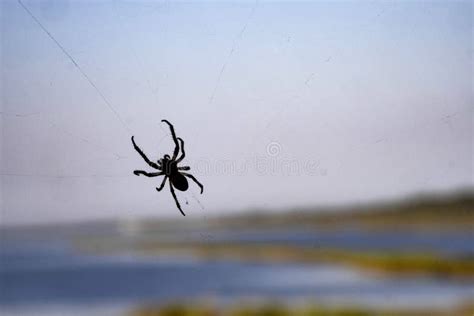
[[130, 302, 474, 316], [136, 243, 474, 279], [75, 192, 474, 279], [207, 191, 474, 232]]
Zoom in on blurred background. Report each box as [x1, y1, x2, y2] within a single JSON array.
[[1, 0, 473, 315]]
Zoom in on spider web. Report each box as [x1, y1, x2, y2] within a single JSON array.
[[3, 1, 205, 215]]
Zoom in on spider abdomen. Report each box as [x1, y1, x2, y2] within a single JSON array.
[[171, 173, 189, 191]]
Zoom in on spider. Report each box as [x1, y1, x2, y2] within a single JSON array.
[[131, 119, 203, 216]]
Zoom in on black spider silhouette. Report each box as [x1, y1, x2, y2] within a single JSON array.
[[131, 120, 203, 216]]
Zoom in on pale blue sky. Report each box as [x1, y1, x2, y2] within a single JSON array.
[[1, 0, 472, 225]]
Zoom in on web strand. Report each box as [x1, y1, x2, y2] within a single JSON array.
[[17, 0, 131, 135]]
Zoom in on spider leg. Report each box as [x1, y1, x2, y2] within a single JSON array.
[[131, 136, 161, 169], [161, 120, 180, 160], [169, 181, 185, 216], [156, 176, 168, 191], [176, 137, 185, 163], [178, 166, 190, 171], [133, 170, 163, 177], [181, 172, 204, 194]]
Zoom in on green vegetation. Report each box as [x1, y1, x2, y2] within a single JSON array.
[[206, 191, 474, 231], [130, 302, 474, 316], [74, 190, 474, 279], [135, 242, 474, 279]]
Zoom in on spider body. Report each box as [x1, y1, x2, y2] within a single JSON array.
[[131, 120, 203, 216], [170, 173, 189, 191], [159, 155, 189, 191]]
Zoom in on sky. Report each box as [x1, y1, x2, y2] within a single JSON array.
[[1, 0, 473, 225]]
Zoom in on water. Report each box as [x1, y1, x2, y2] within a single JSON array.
[[1, 228, 473, 315]]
